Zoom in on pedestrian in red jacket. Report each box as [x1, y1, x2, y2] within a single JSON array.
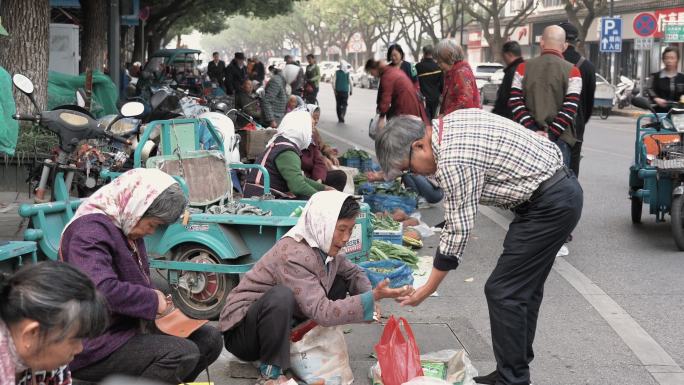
[[435, 39, 480, 115], [365, 59, 428, 126]]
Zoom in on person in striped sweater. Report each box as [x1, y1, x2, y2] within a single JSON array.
[[508, 25, 582, 167]]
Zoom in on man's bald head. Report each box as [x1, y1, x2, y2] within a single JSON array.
[[540, 25, 568, 52]]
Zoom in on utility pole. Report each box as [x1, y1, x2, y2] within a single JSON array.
[[609, 0, 615, 84]]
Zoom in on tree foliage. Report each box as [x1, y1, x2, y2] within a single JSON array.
[[464, 0, 538, 61], [140, 0, 294, 55], [563, 0, 609, 56]]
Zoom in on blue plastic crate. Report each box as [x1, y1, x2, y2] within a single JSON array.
[[360, 158, 373, 172], [372, 224, 403, 245], [363, 194, 417, 214], [342, 156, 361, 169]]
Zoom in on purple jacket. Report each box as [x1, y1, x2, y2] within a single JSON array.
[[60, 214, 158, 371]]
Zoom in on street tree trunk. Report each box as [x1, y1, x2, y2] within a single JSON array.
[[81, 0, 108, 73], [0, 0, 50, 112]]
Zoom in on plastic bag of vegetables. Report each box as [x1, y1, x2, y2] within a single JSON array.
[[359, 260, 414, 289]]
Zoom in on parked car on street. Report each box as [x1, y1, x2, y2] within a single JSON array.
[[320, 61, 340, 82], [351, 66, 378, 89], [481, 69, 504, 105]]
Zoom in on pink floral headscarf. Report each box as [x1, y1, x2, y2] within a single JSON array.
[[63, 168, 177, 236], [284, 190, 351, 255]]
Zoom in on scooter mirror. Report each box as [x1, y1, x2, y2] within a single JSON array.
[[12, 74, 34, 95], [120, 101, 145, 118], [631, 96, 652, 111]]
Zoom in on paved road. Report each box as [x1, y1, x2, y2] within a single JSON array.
[[314, 84, 684, 384], [2, 85, 682, 384]]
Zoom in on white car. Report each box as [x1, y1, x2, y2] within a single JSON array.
[[474, 62, 504, 81], [321, 61, 353, 82], [319, 61, 338, 82]]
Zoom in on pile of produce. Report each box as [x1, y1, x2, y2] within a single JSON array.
[[403, 228, 423, 248], [342, 148, 371, 160], [371, 213, 401, 232], [369, 240, 419, 269], [372, 180, 417, 197], [353, 172, 368, 185]]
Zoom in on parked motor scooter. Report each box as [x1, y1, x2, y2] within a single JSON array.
[[12, 74, 142, 201], [615, 76, 639, 109]]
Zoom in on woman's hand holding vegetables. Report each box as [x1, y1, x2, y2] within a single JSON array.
[[372, 278, 414, 301]]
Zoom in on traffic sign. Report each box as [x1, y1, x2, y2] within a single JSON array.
[[635, 37, 654, 50], [633, 13, 657, 37], [664, 24, 684, 43], [600, 17, 622, 53]]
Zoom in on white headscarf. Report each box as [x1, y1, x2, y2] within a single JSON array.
[[62, 168, 177, 236], [339, 60, 350, 74], [306, 104, 319, 116], [284, 190, 352, 256], [266, 110, 312, 150]]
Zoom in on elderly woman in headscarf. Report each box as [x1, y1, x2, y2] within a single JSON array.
[[220, 191, 413, 385], [243, 110, 334, 199], [300, 105, 347, 192], [59, 168, 223, 384]]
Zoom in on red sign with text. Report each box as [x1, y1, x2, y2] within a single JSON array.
[[655, 7, 684, 38]]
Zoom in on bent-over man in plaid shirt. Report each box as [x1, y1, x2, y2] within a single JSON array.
[[375, 109, 583, 385]]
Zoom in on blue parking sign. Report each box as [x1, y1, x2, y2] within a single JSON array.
[[600, 17, 622, 53]]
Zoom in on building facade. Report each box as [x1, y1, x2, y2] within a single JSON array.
[[467, 0, 684, 84]]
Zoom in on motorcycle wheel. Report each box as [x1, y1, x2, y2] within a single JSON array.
[[170, 245, 237, 320], [600, 107, 610, 120], [670, 195, 684, 251]]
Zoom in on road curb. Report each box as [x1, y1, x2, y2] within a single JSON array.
[[606, 108, 641, 118]]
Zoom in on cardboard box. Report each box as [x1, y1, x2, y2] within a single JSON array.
[[238, 129, 277, 160]]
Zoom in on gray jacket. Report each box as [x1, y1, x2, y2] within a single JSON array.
[[263, 72, 288, 124]]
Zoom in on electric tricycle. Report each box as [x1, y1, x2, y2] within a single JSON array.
[[14, 75, 372, 319], [629, 96, 684, 250]]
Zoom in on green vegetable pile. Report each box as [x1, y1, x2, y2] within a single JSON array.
[[369, 240, 419, 269], [371, 213, 401, 232], [342, 148, 371, 160], [373, 180, 417, 198], [353, 173, 368, 185]]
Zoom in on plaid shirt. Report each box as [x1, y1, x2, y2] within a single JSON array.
[[432, 109, 563, 271]]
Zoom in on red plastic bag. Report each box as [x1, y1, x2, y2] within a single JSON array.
[[374, 316, 424, 385]]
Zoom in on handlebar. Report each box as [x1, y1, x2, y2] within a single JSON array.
[[12, 113, 38, 122], [104, 131, 131, 145]]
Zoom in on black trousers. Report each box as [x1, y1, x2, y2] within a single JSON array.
[[305, 86, 319, 104], [325, 169, 348, 192], [335, 92, 349, 121], [72, 325, 223, 384], [570, 141, 582, 177], [223, 278, 348, 370], [425, 98, 439, 120], [485, 175, 582, 385]]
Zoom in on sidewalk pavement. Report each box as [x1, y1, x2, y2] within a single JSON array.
[[0, 194, 658, 385]]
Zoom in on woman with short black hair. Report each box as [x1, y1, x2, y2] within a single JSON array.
[[387, 43, 419, 89], [649, 47, 684, 113], [0, 261, 108, 385]]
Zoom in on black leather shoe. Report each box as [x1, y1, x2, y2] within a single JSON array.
[[473, 370, 498, 385]]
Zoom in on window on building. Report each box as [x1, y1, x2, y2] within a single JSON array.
[[542, 0, 563, 8]]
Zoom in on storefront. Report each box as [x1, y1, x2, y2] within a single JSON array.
[[467, 25, 532, 64]]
